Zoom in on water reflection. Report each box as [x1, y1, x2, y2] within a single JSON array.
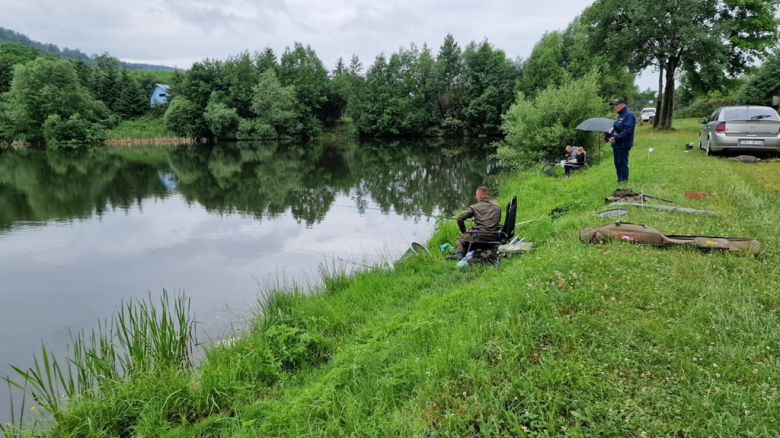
[[0, 138, 498, 422], [0, 138, 498, 231]]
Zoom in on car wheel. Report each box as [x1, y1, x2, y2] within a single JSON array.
[[706, 137, 716, 156]]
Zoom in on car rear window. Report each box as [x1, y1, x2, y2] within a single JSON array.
[[722, 107, 779, 121]]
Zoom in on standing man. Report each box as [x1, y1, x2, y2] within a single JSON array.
[[446, 186, 502, 260], [608, 97, 636, 184]]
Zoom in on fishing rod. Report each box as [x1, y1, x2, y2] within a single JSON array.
[[639, 192, 674, 203], [317, 252, 390, 269], [515, 217, 544, 227], [331, 203, 472, 222]]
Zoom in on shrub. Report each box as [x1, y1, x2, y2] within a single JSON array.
[[737, 53, 780, 106], [237, 118, 278, 140], [149, 102, 168, 118], [164, 98, 210, 138], [204, 101, 240, 139], [675, 98, 737, 119], [43, 113, 107, 146], [497, 73, 605, 168]]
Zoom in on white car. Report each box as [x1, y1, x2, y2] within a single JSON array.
[[640, 108, 656, 122]]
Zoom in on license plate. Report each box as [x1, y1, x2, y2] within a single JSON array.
[[738, 139, 764, 146]]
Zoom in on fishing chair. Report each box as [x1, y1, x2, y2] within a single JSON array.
[[464, 196, 517, 271], [563, 152, 590, 177]]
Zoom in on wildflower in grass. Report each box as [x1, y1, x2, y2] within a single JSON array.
[[716, 373, 721, 378], [713, 363, 718, 368], [30, 406, 35, 411], [754, 369, 758, 374]]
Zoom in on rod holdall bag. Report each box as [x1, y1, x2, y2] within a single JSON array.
[[580, 221, 760, 253]]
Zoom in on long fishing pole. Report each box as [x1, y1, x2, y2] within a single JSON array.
[[515, 217, 544, 227], [317, 252, 388, 269], [331, 203, 470, 222]]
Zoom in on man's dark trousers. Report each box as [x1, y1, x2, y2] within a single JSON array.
[[613, 147, 630, 182]]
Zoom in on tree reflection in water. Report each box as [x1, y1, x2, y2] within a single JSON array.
[[0, 138, 500, 231]]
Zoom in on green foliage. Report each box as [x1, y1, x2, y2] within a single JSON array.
[[498, 73, 606, 168], [675, 97, 737, 119], [115, 70, 150, 118], [351, 44, 439, 136], [213, 51, 260, 119], [12, 126, 780, 435], [236, 119, 277, 140], [0, 26, 174, 70], [106, 115, 172, 140], [737, 53, 780, 106], [520, 20, 637, 101], [278, 43, 333, 137], [204, 101, 240, 139], [6, 291, 193, 428], [4, 57, 108, 143], [164, 98, 209, 138], [584, 0, 780, 129], [0, 42, 40, 93], [249, 69, 302, 138], [350, 37, 520, 137], [42, 114, 107, 146], [461, 40, 521, 135]]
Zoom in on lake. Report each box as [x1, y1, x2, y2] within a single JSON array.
[[0, 138, 498, 421]]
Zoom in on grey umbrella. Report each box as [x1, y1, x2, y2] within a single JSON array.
[[575, 117, 615, 164], [575, 117, 614, 132]]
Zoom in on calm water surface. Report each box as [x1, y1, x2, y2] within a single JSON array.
[[0, 138, 497, 420]]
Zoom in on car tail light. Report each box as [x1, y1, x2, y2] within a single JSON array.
[[715, 122, 726, 133]]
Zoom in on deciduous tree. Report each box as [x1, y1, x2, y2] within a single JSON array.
[[584, 0, 780, 129], [5, 56, 107, 141]]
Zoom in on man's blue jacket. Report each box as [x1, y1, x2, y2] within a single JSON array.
[[611, 106, 636, 149]]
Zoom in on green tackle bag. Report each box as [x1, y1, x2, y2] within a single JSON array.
[[580, 221, 760, 253]]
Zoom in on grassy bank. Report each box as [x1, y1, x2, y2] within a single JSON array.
[[6, 120, 780, 437]]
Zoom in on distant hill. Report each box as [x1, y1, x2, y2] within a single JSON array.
[[0, 27, 175, 71]]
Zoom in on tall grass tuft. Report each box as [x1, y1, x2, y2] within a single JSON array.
[[6, 290, 194, 426], [0, 379, 34, 438]]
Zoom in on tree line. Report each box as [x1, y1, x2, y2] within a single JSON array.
[[163, 28, 642, 141], [0, 43, 175, 144], [1, 0, 779, 147]]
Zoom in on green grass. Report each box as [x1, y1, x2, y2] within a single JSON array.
[[105, 116, 173, 140], [6, 119, 780, 437]]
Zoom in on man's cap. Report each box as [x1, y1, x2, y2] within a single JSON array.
[[609, 97, 627, 106]]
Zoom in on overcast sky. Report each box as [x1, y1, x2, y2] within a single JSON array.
[[1, 0, 658, 90]]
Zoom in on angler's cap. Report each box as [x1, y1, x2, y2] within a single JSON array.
[[609, 97, 627, 106]]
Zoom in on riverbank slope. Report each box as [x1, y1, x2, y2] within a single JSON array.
[[19, 120, 780, 437]]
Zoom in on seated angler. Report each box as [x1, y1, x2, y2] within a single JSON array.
[[563, 147, 585, 178], [446, 186, 502, 260], [564, 145, 578, 160]]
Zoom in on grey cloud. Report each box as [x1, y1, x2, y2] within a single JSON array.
[[3, 0, 608, 75]]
